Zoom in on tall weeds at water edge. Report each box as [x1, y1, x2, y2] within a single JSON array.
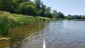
[[0, 14, 10, 36], [10, 36, 23, 48], [0, 11, 48, 48], [0, 11, 37, 36], [0, 11, 49, 36]]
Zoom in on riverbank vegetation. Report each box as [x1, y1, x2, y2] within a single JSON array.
[[0, 0, 85, 48], [0, 0, 85, 20], [0, 11, 47, 48], [65, 15, 85, 20], [0, 0, 66, 19]]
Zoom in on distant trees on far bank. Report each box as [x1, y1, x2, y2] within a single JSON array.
[[66, 15, 85, 20], [0, 0, 85, 19]]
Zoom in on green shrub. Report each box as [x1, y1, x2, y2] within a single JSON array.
[[17, 2, 37, 16], [0, 11, 46, 36], [0, 15, 10, 36]]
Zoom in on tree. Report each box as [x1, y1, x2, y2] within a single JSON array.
[[52, 10, 58, 18], [41, 4, 46, 12], [36, 9, 43, 16], [41, 4, 46, 16], [44, 7, 52, 18], [17, 2, 37, 16], [67, 14, 73, 19], [57, 12, 64, 19], [0, 0, 17, 12], [73, 15, 82, 19], [18, 0, 30, 3], [37, 3, 46, 16], [35, 0, 42, 9], [0, 0, 30, 13]]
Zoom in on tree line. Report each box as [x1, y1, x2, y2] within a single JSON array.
[[0, 0, 85, 19], [66, 15, 85, 20], [0, 0, 65, 19]]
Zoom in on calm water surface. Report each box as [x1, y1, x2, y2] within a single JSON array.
[[45, 20, 85, 48], [21, 20, 85, 48]]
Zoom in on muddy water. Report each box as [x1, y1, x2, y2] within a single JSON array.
[[21, 20, 85, 48]]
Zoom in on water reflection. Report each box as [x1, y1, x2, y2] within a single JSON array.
[[3, 20, 85, 48], [45, 20, 85, 48], [20, 22, 45, 48]]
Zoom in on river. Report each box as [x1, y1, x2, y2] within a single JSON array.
[[21, 20, 85, 48]]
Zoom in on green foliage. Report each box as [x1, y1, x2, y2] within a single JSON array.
[[52, 10, 58, 18], [10, 36, 23, 48], [41, 4, 46, 12], [0, 11, 42, 36], [18, 0, 30, 3], [35, 0, 42, 9], [17, 2, 37, 16], [57, 12, 65, 19], [0, 11, 11, 36], [44, 7, 53, 18], [0, 16, 9, 36], [0, 0, 57, 18], [66, 15, 85, 20], [0, 0, 30, 13], [34, 0, 53, 18], [0, 0, 18, 13], [36, 4, 46, 16], [40, 4, 46, 16], [0, 0, 66, 19]]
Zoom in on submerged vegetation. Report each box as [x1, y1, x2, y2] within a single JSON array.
[[0, 11, 48, 48]]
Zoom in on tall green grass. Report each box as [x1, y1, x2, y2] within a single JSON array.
[[0, 11, 39, 36], [0, 12, 10, 36], [0, 11, 50, 48]]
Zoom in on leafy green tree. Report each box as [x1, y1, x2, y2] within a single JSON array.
[[37, 3, 46, 16], [18, 0, 30, 3], [17, 2, 37, 16], [35, 0, 42, 9], [57, 12, 64, 19], [66, 14, 73, 19], [44, 7, 52, 18], [73, 15, 82, 19], [0, 0, 18, 12], [37, 9, 43, 16], [82, 16, 85, 19], [0, 0, 30, 13], [41, 4, 46, 12], [40, 4, 46, 16], [52, 10, 58, 18]]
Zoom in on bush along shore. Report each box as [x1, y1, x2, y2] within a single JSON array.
[[0, 11, 50, 48]]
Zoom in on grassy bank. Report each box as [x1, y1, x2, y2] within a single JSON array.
[[0, 11, 35, 36], [0, 11, 50, 48], [0, 11, 50, 36]]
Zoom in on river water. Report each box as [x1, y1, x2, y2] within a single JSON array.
[[21, 20, 85, 48]]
